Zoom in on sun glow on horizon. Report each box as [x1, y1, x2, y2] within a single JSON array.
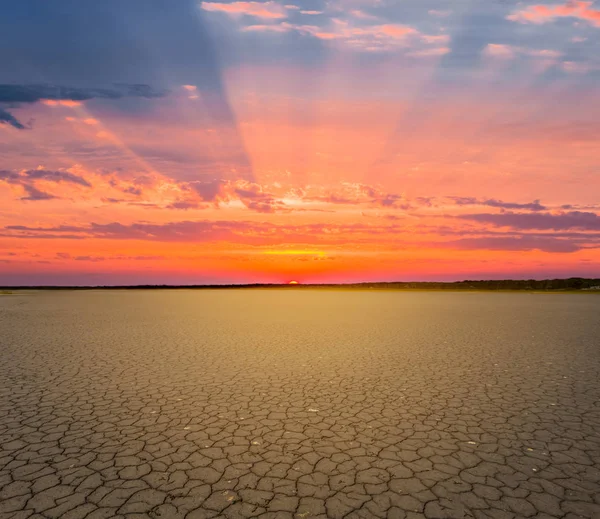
[[264, 250, 326, 257]]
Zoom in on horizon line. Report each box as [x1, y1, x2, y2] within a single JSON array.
[[2, 277, 600, 290]]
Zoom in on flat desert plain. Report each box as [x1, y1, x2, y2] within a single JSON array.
[[1, 290, 599, 519]]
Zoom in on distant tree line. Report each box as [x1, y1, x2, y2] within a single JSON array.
[[338, 278, 600, 291]]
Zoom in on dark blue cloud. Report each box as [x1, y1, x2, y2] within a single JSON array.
[[0, 1, 223, 87], [0, 84, 165, 104], [0, 84, 166, 129], [0, 0, 254, 178], [0, 107, 25, 129]]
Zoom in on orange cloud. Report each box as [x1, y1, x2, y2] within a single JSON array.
[[201, 1, 288, 19], [42, 99, 83, 107], [508, 1, 600, 27]]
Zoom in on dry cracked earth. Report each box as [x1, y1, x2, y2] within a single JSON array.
[[1, 290, 600, 519]]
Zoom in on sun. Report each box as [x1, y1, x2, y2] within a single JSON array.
[[288, 280, 299, 285]]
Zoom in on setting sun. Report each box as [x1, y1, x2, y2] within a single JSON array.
[[288, 281, 299, 285]]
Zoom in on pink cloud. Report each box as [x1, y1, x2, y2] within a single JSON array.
[[201, 1, 288, 19], [484, 44, 517, 58], [508, 1, 600, 27], [280, 21, 444, 52], [483, 43, 563, 60], [428, 9, 451, 18], [243, 23, 292, 32], [562, 60, 593, 73], [350, 9, 378, 20]]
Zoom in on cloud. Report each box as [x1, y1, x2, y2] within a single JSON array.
[[0, 107, 26, 129], [163, 180, 410, 213], [232, 182, 288, 213], [243, 23, 292, 32], [429, 9, 451, 18], [447, 236, 582, 253], [483, 43, 516, 59], [22, 169, 91, 187], [458, 211, 600, 231], [20, 185, 57, 201], [304, 183, 410, 209], [407, 47, 451, 57], [186, 179, 227, 202], [483, 43, 563, 60], [292, 21, 444, 52], [42, 99, 83, 107], [449, 197, 547, 211], [507, 1, 600, 27], [0, 84, 165, 104], [167, 201, 204, 210], [241, 17, 447, 53], [350, 9, 378, 20], [0, 168, 92, 201], [170, 179, 289, 213], [1, 220, 344, 243], [0, 83, 166, 129], [5, 217, 599, 257], [201, 1, 288, 19]]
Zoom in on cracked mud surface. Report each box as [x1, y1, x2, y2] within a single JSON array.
[[1, 290, 600, 519]]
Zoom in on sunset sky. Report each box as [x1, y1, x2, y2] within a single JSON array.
[[1, 0, 599, 285]]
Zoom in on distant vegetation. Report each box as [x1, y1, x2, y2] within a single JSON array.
[[0, 290, 13, 295], [335, 278, 600, 291], [1, 278, 600, 291]]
